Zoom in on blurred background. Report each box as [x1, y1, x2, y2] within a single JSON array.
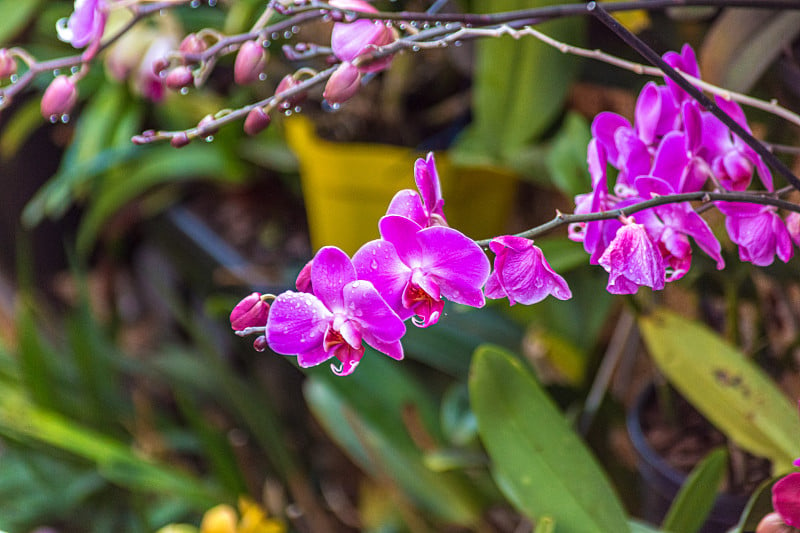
[[0, 0, 799, 531]]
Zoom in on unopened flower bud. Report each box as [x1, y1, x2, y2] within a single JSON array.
[[179, 33, 206, 56], [234, 40, 267, 85], [756, 512, 796, 533], [165, 65, 194, 90], [253, 335, 268, 352], [41, 75, 78, 119], [323, 62, 361, 104], [170, 132, 191, 148], [151, 57, 171, 76], [244, 107, 271, 136], [197, 114, 219, 136], [230, 292, 271, 332], [0, 49, 16, 78], [295, 259, 313, 293], [275, 74, 306, 109], [786, 212, 800, 248]]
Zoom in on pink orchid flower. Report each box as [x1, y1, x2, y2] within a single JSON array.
[[266, 247, 405, 376], [353, 215, 489, 328], [598, 216, 666, 294], [485, 236, 572, 306], [57, 0, 107, 60], [386, 152, 447, 228]]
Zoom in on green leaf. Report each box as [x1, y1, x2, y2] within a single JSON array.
[[453, 0, 585, 166], [629, 520, 663, 533], [662, 448, 727, 533], [534, 516, 556, 533], [76, 143, 246, 254], [0, 388, 225, 508], [730, 477, 781, 533], [469, 345, 630, 532], [22, 84, 138, 226], [0, 0, 43, 44], [544, 112, 592, 197], [638, 308, 800, 474], [304, 352, 484, 525]]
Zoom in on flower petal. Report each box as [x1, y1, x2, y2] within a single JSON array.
[[417, 226, 490, 307], [343, 279, 406, 343], [386, 189, 427, 227], [311, 246, 357, 312], [266, 291, 332, 355], [353, 239, 413, 320], [379, 215, 424, 265], [415, 153, 445, 220]]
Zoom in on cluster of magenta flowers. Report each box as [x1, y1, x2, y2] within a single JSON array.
[[231, 154, 571, 376], [569, 44, 796, 294]]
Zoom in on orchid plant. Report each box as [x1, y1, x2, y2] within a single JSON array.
[[3, 0, 800, 531]]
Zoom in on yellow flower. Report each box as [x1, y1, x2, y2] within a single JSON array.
[[157, 497, 286, 533]]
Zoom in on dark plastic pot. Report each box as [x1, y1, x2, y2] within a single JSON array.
[[626, 384, 749, 533]]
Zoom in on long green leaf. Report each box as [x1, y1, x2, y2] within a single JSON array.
[[661, 448, 727, 533], [469, 345, 630, 533], [453, 0, 584, 166], [0, 388, 226, 508], [639, 308, 800, 474], [0, 0, 42, 44]]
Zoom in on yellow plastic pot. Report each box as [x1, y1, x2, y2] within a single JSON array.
[[286, 116, 517, 254]]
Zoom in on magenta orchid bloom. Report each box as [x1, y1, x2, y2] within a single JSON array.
[[700, 96, 773, 192], [598, 217, 666, 294], [772, 459, 800, 528], [330, 0, 396, 73], [485, 236, 572, 306], [353, 215, 489, 328], [386, 153, 448, 228], [57, 0, 107, 59], [716, 202, 794, 267], [266, 247, 405, 376]]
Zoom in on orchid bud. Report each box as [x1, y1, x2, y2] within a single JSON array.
[[786, 212, 800, 248], [165, 65, 194, 90], [179, 33, 206, 56], [151, 57, 171, 76], [755, 513, 795, 533], [230, 292, 271, 332], [170, 132, 191, 148], [275, 74, 306, 109], [41, 75, 78, 119], [329, 0, 396, 73], [197, 114, 218, 136], [323, 62, 361, 104], [244, 107, 271, 136], [253, 335, 268, 352], [295, 259, 313, 293], [234, 40, 267, 85], [0, 49, 16, 78]]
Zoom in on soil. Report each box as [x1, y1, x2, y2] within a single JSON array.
[[641, 386, 772, 496]]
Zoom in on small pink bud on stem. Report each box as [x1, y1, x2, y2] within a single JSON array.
[[275, 74, 307, 109], [179, 33, 207, 56], [230, 292, 271, 332], [234, 41, 267, 85], [41, 75, 78, 119], [0, 49, 16, 78], [244, 107, 271, 136], [323, 62, 361, 104], [170, 132, 191, 148], [165, 65, 194, 90]]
